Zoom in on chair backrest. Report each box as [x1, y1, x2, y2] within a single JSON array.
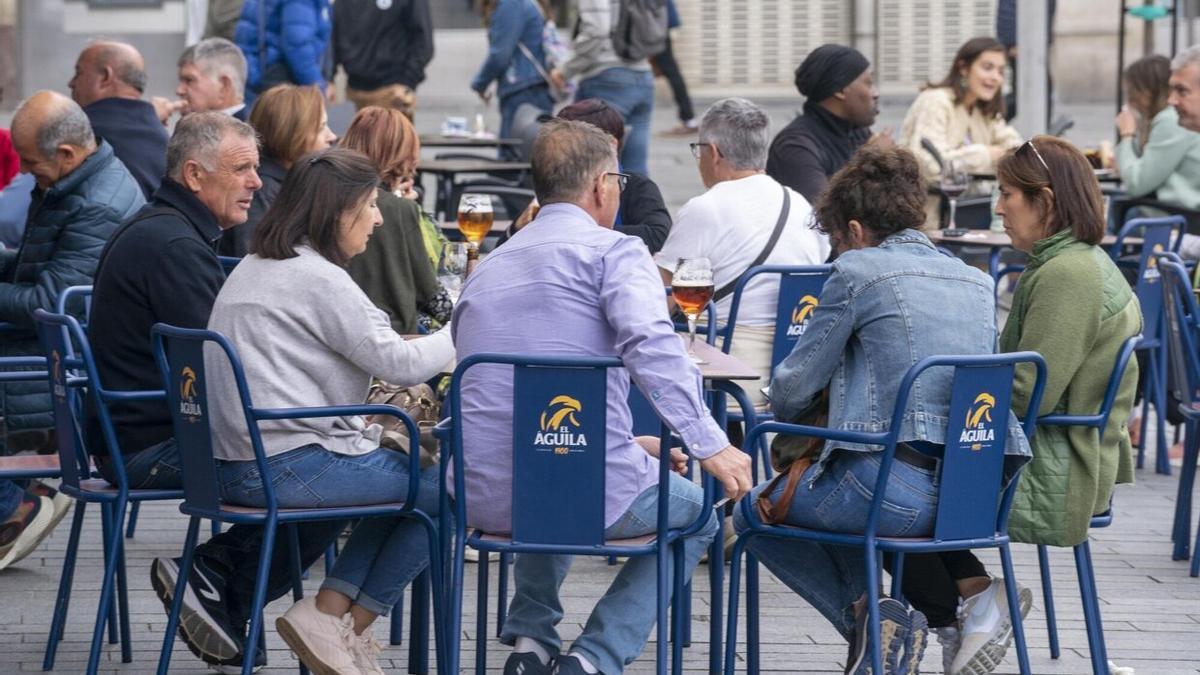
[[449, 353, 620, 546], [217, 256, 241, 276], [55, 285, 93, 322], [1112, 216, 1185, 338], [721, 265, 832, 372], [32, 310, 103, 490], [1159, 255, 1200, 407]]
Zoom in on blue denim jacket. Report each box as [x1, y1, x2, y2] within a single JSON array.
[[471, 0, 548, 100], [771, 229, 1032, 480]]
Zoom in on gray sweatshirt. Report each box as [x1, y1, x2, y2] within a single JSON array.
[[205, 246, 455, 461], [562, 0, 651, 81]]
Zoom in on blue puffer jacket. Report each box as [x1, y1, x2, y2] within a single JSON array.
[[235, 0, 331, 97], [471, 0, 549, 101], [0, 140, 143, 438]]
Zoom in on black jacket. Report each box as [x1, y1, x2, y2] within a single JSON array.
[[766, 102, 871, 205], [616, 172, 672, 254], [86, 179, 225, 457], [218, 156, 286, 257], [333, 0, 433, 90], [84, 98, 168, 200]]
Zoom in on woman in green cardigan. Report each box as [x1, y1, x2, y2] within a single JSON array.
[[902, 135, 1142, 675]]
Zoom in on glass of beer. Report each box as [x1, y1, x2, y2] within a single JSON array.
[[457, 193, 494, 247], [672, 257, 714, 363]]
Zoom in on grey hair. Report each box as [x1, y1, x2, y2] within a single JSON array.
[[531, 119, 618, 204], [13, 95, 96, 158], [179, 38, 247, 99], [167, 112, 257, 180], [698, 97, 771, 171]]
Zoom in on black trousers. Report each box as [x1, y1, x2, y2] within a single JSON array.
[[884, 550, 988, 628], [650, 35, 694, 123]]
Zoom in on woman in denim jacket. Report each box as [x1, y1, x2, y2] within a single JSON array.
[[733, 146, 1031, 675], [472, 0, 558, 141]]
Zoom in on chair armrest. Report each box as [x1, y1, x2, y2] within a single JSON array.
[[101, 390, 166, 403]]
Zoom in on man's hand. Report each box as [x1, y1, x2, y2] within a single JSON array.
[[637, 436, 689, 474], [867, 127, 895, 149], [151, 96, 185, 125], [549, 68, 567, 92], [475, 88, 492, 105], [699, 445, 753, 501], [1115, 106, 1138, 139]]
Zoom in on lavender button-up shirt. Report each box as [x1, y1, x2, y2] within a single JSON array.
[[451, 203, 729, 533]]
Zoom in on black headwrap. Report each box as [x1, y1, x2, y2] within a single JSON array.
[[794, 44, 871, 103]]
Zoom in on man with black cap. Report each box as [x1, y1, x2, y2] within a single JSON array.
[[766, 44, 888, 204]]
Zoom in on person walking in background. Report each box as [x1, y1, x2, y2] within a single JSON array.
[[334, 0, 433, 119], [766, 44, 887, 205], [472, 0, 558, 141], [652, 0, 697, 137], [234, 0, 332, 107]]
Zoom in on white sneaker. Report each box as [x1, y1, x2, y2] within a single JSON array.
[[350, 625, 386, 675], [950, 578, 1033, 675], [463, 547, 500, 562], [933, 626, 961, 674], [275, 597, 359, 675]]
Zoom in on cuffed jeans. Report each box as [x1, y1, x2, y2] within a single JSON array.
[[0, 479, 23, 520], [733, 450, 939, 639], [576, 67, 655, 176], [219, 444, 439, 616], [499, 472, 717, 675]]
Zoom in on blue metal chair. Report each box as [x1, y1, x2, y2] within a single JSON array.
[[32, 309, 185, 675], [725, 352, 1048, 675], [150, 323, 444, 675], [1158, 255, 1200, 570], [1032, 333, 1140, 672], [439, 353, 716, 675], [1111, 216, 1184, 474], [218, 255, 241, 275]]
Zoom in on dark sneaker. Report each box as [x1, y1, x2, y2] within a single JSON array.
[[551, 654, 591, 675], [151, 556, 242, 665], [208, 646, 266, 674], [903, 607, 929, 674], [504, 651, 554, 675], [28, 480, 72, 525], [845, 597, 910, 675], [0, 493, 57, 570]]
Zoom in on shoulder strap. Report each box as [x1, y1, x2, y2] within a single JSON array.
[[712, 184, 790, 304]]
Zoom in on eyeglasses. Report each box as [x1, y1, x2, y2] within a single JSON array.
[[1021, 139, 1051, 173], [689, 142, 713, 160], [604, 171, 630, 193]]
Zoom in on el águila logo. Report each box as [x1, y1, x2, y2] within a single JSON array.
[[960, 392, 996, 451], [1143, 243, 1166, 282], [787, 295, 820, 337], [534, 395, 588, 456], [179, 366, 203, 422]]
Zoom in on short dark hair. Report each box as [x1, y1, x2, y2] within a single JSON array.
[[997, 135, 1105, 246], [252, 148, 380, 266], [814, 145, 926, 243], [557, 98, 625, 145], [927, 36, 1008, 119]]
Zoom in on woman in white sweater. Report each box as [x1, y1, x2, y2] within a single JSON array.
[[205, 148, 454, 675]]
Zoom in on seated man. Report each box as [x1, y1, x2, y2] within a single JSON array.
[[453, 118, 752, 675], [87, 112, 339, 672], [153, 37, 249, 124], [656, 97, 831, 409], [69, 41, 169, 199]]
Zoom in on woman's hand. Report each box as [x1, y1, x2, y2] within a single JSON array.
[[636, 436, 689, 474], [1115, 106, 1138, 139], [511, 200, 540, 232], [395, 177, 419, 201]]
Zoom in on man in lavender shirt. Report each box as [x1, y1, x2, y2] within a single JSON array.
[[453, 119, 753, 675]]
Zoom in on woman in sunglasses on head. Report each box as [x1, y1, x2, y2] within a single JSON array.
[[897, 135, 1142, 675]]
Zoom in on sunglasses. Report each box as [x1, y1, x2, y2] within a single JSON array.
[[1021, 139, 1051, 173]]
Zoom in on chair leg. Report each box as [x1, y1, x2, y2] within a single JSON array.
[[1137, 358, 1152, 469], [709, 517, 726, 675], [670, 541, 685, 675], [99, 503, 118, 646], [496, 551, 510, 637], [746, 551, 760, 675], [88, 498, 128, 674], [999, 545, 1032, 675], [391, 588, 405, 646], [124, 501, 140, 539], [1191, 514, 1200, 577], [285, 524, 310, 675], [724, 535, 747, 675], [1073, 540, 1109, 674], [446, 536, 467, 675], [408, 569, 430, 675], [681, 578, 693, 648], [475, 550, 490, 675], [1155, 345, 1171, 475], [243, 521, 278, 675], [43, 500, 86, 671], [1037, 545, 1060, 659], [324, 541, 336, 577], [1172, 419, 1197, 559], [115, 523, 133, 663], [889, 552, 906, 605], [157, 516, 202, 675], [865, 545, 884, 675], [656, 543, 668, 675]]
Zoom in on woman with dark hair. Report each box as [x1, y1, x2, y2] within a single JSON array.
[[732, 146, 1029, 675], [205, 147, 454, 674], [895, 136, 1141, 675], [220, 83, 336, 256], [899, 36, 1022, 210], [472, 0, 559, 140], [506, 98, 673, 252], [340, 105, 453, 333]]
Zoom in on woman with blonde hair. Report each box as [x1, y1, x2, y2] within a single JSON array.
[[340, 106, 452, 333], [220, 83, 336, 256]]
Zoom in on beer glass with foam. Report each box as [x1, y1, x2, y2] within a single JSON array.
[[457, 194, 494, 246], [671, 257, 714, 362]]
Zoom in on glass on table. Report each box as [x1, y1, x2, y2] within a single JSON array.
[[439, 242, 470, 302], [671, 257, 714, 364], [457, 193, 494, 247], [940, 159, 970, 229]]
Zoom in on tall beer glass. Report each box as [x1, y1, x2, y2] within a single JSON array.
[[671, 257, 714, 362], [457, 194, 494, 246]]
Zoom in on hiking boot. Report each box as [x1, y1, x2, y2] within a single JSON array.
[[276, 596, 358, 675], [903, 607, 929, 674], [950, 578, 1033, 675], [845, 597, 909, 675], [151, 556, 243, 665], [0, 492, 56, 570]]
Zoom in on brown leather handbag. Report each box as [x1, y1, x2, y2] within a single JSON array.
[[755, 389, 829, 524]]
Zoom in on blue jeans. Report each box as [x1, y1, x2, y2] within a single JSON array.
[[499, 84, 554, 145], [0, 479, 23, 520], [732, 450, 939, 639], [219, 444, 440, 616], [97, 437, 182, 489], [499, 472, 717, 675], [576, 68, 655, 176]]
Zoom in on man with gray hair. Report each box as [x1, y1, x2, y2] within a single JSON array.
[[454, 118, 751, 675], [657, 97, 830, 410], [69, 41, 169, 198], [153, 37, 249, 123]]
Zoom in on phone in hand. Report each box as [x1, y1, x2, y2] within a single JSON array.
[[942, 228, 969, 238]]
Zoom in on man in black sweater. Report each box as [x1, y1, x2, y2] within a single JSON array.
[[333, 0, 433, 118], [766, 44, 888, 205], [69, 41, 168, 200], [88, 113, 341, 672]]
